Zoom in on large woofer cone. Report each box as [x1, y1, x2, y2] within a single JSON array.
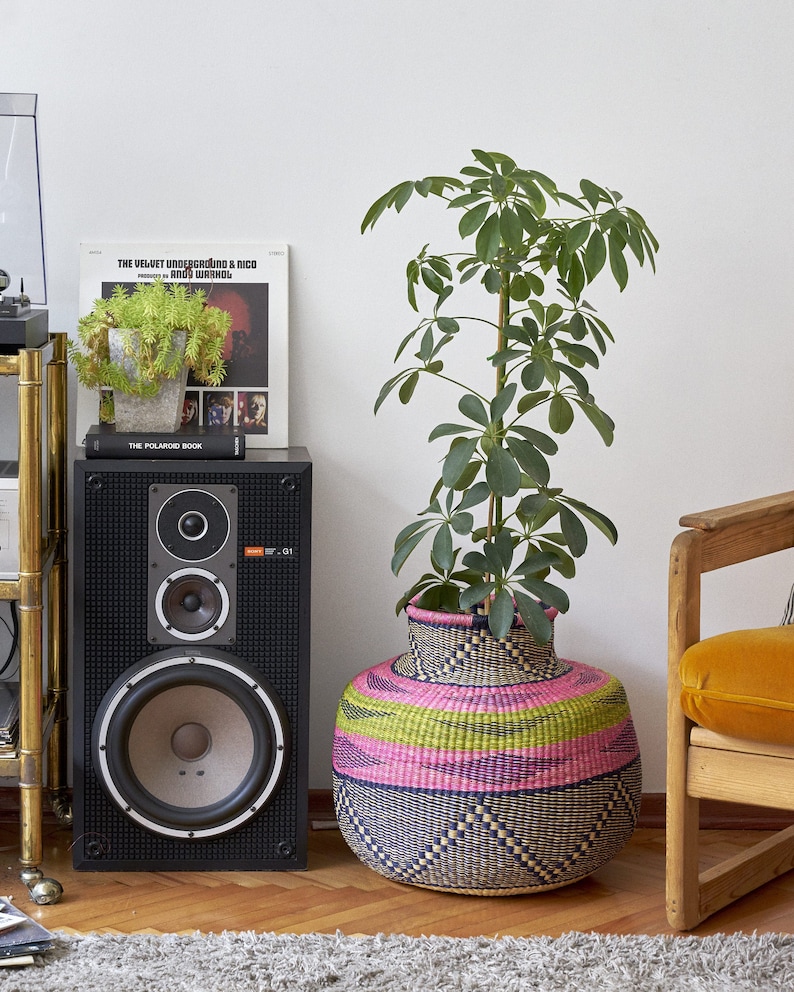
[[154, 568, 230, 641], [92, 652, 290, 839], [155, 489, 231, 562]]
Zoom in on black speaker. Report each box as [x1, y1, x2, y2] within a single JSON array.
[[72, 449, 311, 871]]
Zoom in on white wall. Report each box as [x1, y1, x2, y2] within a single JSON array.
[[4, 0, 794, 793]]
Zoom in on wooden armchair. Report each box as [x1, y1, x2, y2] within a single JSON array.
[[667, 491, 794, 930]]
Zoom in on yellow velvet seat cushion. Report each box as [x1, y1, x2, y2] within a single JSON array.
[[679, 625, 794, 745]]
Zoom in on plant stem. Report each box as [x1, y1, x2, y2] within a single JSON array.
[[483, 267, 512, 617]]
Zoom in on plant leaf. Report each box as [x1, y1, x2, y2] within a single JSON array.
[[462, 550, 489, 572], [566, 220, 591, 253], [490, 381, 517, 423], [574, 398, 615, 446], [432, 523, 454, 571], [361, 181, 412, 232], [398, 370, 420, 404], [448, 191, 489, 208], [460, 581, 496, 610], [493, 529, 515, 571], [459, 201, 491, 239], [525, 496, 561, 529], [500, 206, 524, 250], [459, 393, 490, 427], [436, 316, 460, 334], [450, 511, 474, 535], [421, 265, 445, 296], [472, 149, 497, 172], [482, 541, 506, 576], [506, 437, 550, 486], [513, 550, 564, 576], [545, 303, 564, 327], [393, 181, 415, 213], [491, 347, 529, 367], [511, 425, 558, 454], [566, 252, 585, 299], [580, 178, 608, 210], [555, 361, 590, 399], [537, 539, 576, 578], [508, 274, 530, 302], [521, 360, 546, 391], [442, 437, 479, 488], [514, 591, 553, 645], [456, 481, 491, 511], [488, 589, 516, 639], [483, 267, 502, 294], [485, 444, 521, 497], [374, 372, 404, 414], [608, 232, 629, 290], [517, 389, 551, 414], [451, 458, 482, 491], [559, 504, 588, 557], [428, 422, 471, 441], [518, 577, 570, 613], [569, 311, 587, 340], [414, 585, 455, 614], [406, 258, 420, 311], [558, 342, 599, 368], [394, 517, 430, 543], [548, 394, 574, 433], [391, 525, 432, 575], [475, 212, 501, 263], [563, 497, 619, 544]]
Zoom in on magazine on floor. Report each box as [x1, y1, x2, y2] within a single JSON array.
[[0, 896, 54, 963]]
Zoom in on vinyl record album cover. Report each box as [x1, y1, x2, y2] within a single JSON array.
[[75, 243, 289, 448]]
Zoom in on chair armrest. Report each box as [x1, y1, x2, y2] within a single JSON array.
[[677, 491, 794, 573], [669, 489, 794, 681], [680, 491, 794, 534]]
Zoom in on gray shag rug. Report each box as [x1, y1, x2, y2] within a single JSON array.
[[5, 930, 794, 991]]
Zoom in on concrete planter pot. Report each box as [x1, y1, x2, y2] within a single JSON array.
[[109, 328, 188, 433]]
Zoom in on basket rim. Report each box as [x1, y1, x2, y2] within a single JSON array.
[[406, 597, 558, 630]]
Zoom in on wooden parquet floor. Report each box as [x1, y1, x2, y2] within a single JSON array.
[[1, 816, 793, 938]]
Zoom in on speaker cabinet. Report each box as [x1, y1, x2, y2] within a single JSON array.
[[72, 450, 311, 871]]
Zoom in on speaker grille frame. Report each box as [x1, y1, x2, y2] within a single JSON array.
[[72, 451, 311, 871]]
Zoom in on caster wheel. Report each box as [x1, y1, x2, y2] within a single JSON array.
[[28, 877, 63, 905], [20, 869, 63, 905]]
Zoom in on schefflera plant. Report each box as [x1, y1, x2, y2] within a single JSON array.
[[363, 150, 658, 644]]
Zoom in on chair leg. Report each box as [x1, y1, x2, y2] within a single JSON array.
[[667, 531, 704, 929], [699, 824, 794, 923], [667, 775, 794, 929], [666, 787, 703, 930]]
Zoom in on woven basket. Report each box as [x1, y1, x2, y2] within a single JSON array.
[[332, 602, 642, 895]]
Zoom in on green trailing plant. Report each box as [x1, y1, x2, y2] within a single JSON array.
[[364, 149, 658, 644], [69, 277, 231, 421]]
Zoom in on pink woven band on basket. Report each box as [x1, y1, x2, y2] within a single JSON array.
[[406, 599, 559, 628]]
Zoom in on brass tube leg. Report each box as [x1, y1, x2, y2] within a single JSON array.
[[17, 348, 44, 874], [47, 335, 70, 822], [2, 339, 66, 904]]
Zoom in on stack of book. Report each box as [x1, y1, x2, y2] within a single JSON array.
[[0, 897, 54, 967], [84, 423, 245, 460]]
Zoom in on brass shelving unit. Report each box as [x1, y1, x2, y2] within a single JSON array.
[[0, 333, 69, 901]]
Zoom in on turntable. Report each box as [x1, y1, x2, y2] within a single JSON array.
[[0, 94, 48, 351]]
